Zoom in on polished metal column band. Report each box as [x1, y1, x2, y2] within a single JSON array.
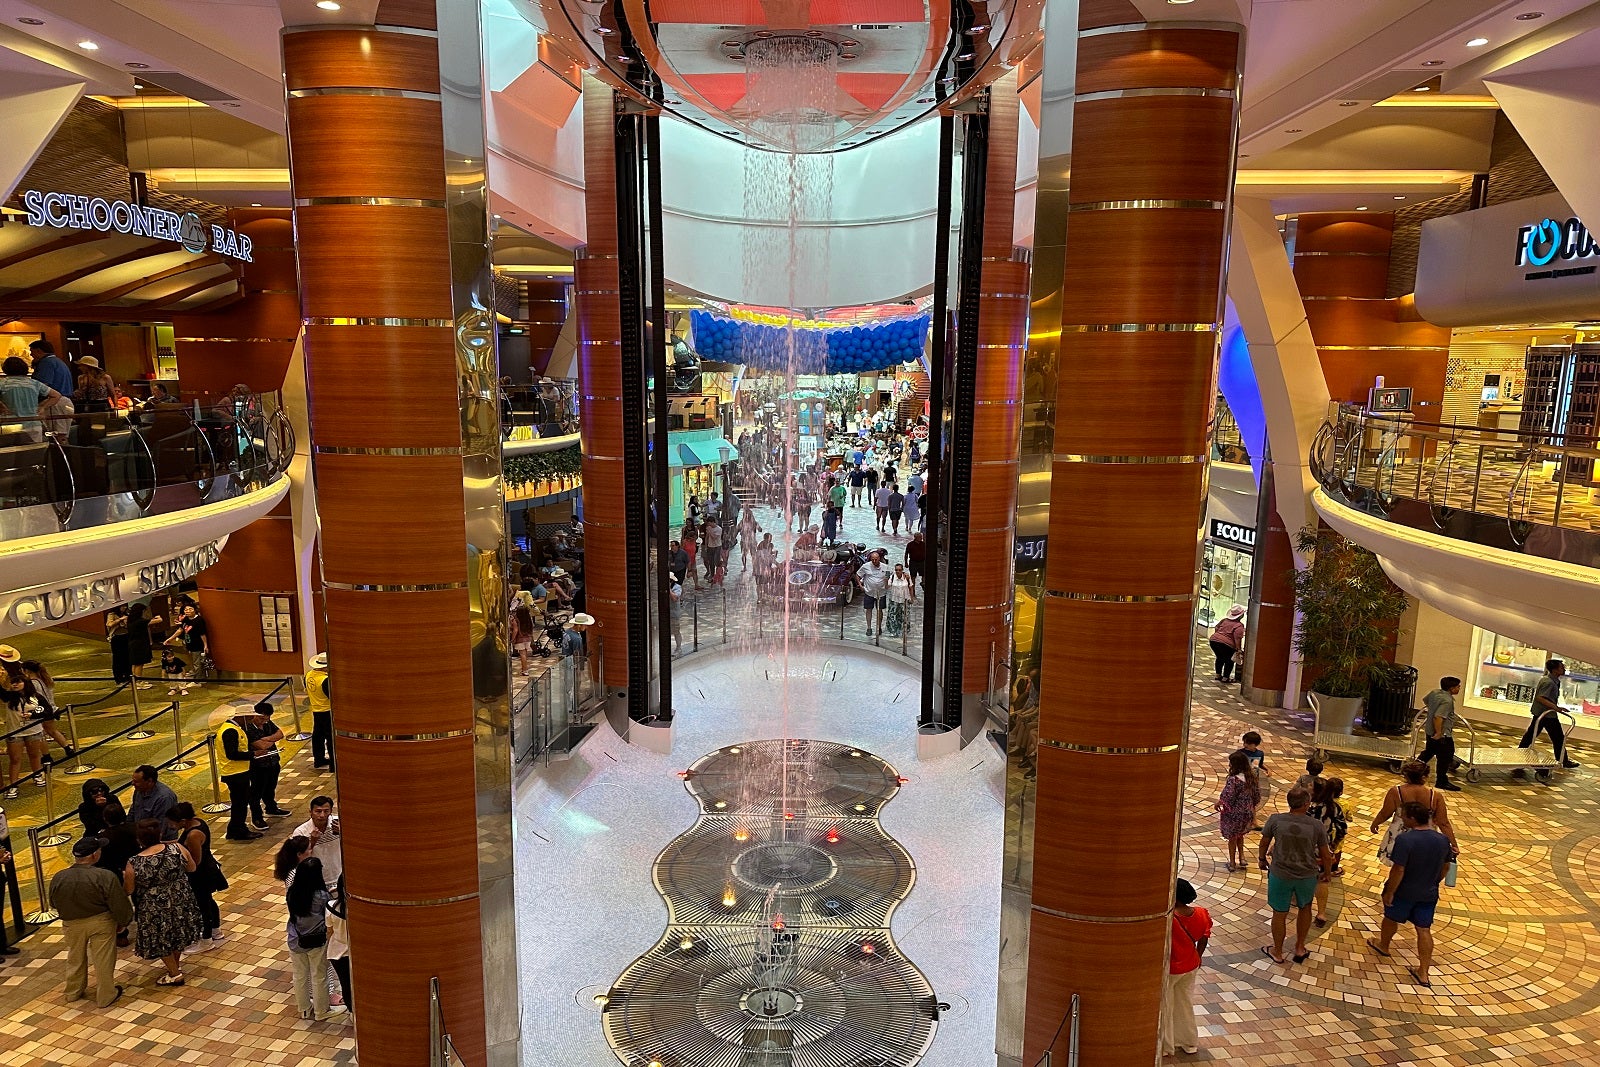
[[1047, 591, 1196, 603], [585, 453, 627, 462], [1294, 250, 1387, 258], [1040, 739, 1182, 755], [323, 581, 467, 592], [304, 316, 452, 327], [1259, 600, 1291, 610], [315, 445, 462, 457], [1055, 453, 1206, 464], [175, 336, 298, 344], [347, 891, 479, 908], [965, 600, 1014, 612], [1068, 323, 1217, 333], [1079, 19, 1244, 37], [336, 727, 473, 741], [1076, 87, 1234, 103], [295, 196, 446, 209], [1033, 904, 1173, 924], [288, 86, 442, 101], [1067, 199, 1227, 213]]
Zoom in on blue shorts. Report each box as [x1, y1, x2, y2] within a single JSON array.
[[1384, 897, 1437, 927], [1266, 874, 1317, 913]]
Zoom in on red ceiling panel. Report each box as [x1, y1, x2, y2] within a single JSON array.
[[648, 0, 766, 24], [683, 73, 751, 111], [837, 72, 907, 110], [809, 0, 927, 24]]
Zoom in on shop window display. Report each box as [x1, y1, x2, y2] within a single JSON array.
[[1198, 541, 1252, 629], [1468, 630, 1600, 717]]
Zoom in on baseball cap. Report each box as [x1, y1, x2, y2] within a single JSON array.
[[72, 837, 102, 858]]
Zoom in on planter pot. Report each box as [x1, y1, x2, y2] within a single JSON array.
[[1308, 691, 1362, 736]]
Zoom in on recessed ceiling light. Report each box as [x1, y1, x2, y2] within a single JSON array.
[[1466, 37, 1489, 47], [1393, 195, 1406, 200], [17, 17, 44, 25], [316, 0, 341, 9], [840, 52, 857, 58], [125, 62, 149, 68], [841, 39, 858, 46], [1167, 0, 1195, 4], [1412, 84, 1432, 92], [1357, 206, 1369, 211], [1339, 101, 1359, 107], [596, 25, 613, 34], [1421, 59, 1445, 66], [1515, 11, 1544, 20], [966, 24, 989, 33], [77, 39, 99, 51], [133, 82, 144, 89]]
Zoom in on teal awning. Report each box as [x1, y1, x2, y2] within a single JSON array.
[[672, 435, 737, 469]]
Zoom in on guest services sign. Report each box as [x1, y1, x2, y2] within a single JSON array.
[[1, 538, 227, 630], [1415, 191, 1600, 327], [21, 189, 254, 262]]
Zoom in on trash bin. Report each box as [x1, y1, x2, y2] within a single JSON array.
[[1365, 665, 1418, 736]]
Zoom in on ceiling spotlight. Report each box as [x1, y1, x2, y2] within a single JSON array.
[[17, 17, 44, 25], [1412, 84, 1432, 92], [1393, 195, 1406, 200], [595, 25, 613, 34], [956, 51, 975, 60], [1357, 205, 1369, 211], [841, 39, 858, 46], [316, 0, 342, 9], [1420, 59, 1445, 66], [840, 51, 857, 58], [251, 202, 262, 207], [1339, 100, 1359, 107], [1466, 37, 1489, 47], [1515, 11, 1544, 20], [125, 61, 149, 68], [805, 29, 823, 36], [965, 24, 989, 33], [77, 39, 99, 51], [1168, 0, 1196, 4], [133, 81, 144, 89]]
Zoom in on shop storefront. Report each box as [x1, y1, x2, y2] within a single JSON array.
[[1198, 459, 1258, 630], [667, 428, 737, 528], [1465, 628, 1600, 721]]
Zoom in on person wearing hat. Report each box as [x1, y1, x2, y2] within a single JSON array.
[[50, 836, 132, 1007], [1208, 603, 1248, 684], [213, 709, 259, 841], [72, 355, 115, 414], [563, 613, 594, 658], [305, 652, 334, 771], [1164, 877, 1212, 1057]]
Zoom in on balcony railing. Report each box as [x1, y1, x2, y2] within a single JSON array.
[[503, 377, 578, 440], [1310, 404, 1600, 569], [0, 391, 294, 541]]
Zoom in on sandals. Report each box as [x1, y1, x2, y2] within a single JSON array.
[[1313, 916, 1329, 928], [1292, 950, 1311, 964], [1366, 938, 1391, 957], [1260, 946, 1287, 964], [1408, 966, 1432, 988], [157, 973, 186, 986]]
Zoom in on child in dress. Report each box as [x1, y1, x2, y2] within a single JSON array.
[[1310, 777, 1349, 926], [1215, 749, 1261, 872]]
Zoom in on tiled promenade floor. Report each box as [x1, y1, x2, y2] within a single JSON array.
[[2, 624, 1599, 1064]]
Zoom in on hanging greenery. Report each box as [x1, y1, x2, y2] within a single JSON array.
[[505, 445, 583, 491]]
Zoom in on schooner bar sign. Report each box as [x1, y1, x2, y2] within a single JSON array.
[[22, 188, 254, 262]]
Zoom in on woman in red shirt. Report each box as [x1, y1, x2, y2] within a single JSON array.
[[1165, 878, 1212, 1057]]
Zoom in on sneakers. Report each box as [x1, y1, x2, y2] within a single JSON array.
[[210, 932, 228, 945], [315, 1005, 349, 1021], [32, 773, 45, 787], [266, 807, 293, 817]]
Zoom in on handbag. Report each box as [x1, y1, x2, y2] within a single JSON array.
[[296, 922, 328, 950]]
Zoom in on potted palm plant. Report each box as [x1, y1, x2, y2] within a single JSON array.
[[1291, 526, 1410, 734]]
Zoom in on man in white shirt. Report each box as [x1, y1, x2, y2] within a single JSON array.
[[292, 795, 342, 889], [855, 550, 892, 637], [874, 483, 893, 532]]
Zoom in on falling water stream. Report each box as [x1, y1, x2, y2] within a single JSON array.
[[602, 36, 938, 1067]]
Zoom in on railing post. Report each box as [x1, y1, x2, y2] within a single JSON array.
[[429, 976, 445, 1067], [1554, 461, 1568, 528], [721, 587, 727, 644], [38, 767, 70, 846], [23, 828, 58, 924], [127, 681, 153, 740], [168, 702, 195, 771], [62, 706, 95, 775], [1066, 992, 1082, 1067], [1469, 444, 1484, 513], [285, 677, 310, 741], [202, 735, 230, 813], [693, 597, 699, 652]]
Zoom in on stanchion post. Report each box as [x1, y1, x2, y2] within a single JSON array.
[[63, 705, 96, 775], [126, 680, 154, 740], [167, 703, 195, 771], [693, 598, 699, 652], [38, 767, 70, 846], [23, 828, 58, 924], [286, 676, 310, 741], [202, 735, 229, 814]]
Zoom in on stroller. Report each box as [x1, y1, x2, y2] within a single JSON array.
[[533, 623, 566, 656]]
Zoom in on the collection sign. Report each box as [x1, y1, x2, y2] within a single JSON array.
[[1514, 216, 1599, 278], [1210, 520, 1257, 554], [22, 189, 253, 262], [2, 539, 226, 630]]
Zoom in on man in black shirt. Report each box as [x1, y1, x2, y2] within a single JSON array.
[[214, 710, 259, 841]]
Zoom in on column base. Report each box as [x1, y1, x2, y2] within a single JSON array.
[[917, 723, 963, 760], [627, 716, 675, 754], [1242, 685, 1286, 709]]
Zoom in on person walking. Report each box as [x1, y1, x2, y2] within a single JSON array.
[[306, 652, 334, 771], [509, 594, 536, 677], [1308, 777, 1349, 927], [738, 506, 761, 573], [51, 837, 131, 1008], [681, 521, 701, 590], [1370, 759, 1458, 866], [873, 481, 892, 532], [1518, 658, 1579, 768], [886, 484, 904, 537], [1163, 878, 1211, 1058], [20, 658, 76, 760], [904, 532, 926, 590], [1258, 786, 1334, 964], [213, 710, 260, 841], [902, 484, 920, 534], [124, 818, 203, 986], [246, 703, 291, 826], [286, 857, 346, 1021], [1367, 801, 1454, 988], [855, 550, 892, 637], [884, 562, 916, 637], [668, 540, 689, 587], [1215, 750, 1259, 872], [1419, 677, 1462, 790], [1208, 605, 1246, 683], [1, 675, 47, 800], [848, 464, 866, 507], [703, 518, 724, 586], [171, 802, 227, 948]]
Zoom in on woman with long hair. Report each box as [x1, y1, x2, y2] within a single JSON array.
[[274, 835, 311, 884], [1, 654, 47, 799], [1215, 749, 1261, 872], [21, 659, 75, 759], [126, 603, 163, 689], [286, 857, 345, 1021]]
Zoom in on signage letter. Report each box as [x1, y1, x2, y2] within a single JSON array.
[[23, 189, 44, 227]]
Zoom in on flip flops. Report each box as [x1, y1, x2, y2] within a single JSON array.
[[1260, 946, 1287, 964], [1366, 938, 1391, 957], [1408, 966, 1432, 988]]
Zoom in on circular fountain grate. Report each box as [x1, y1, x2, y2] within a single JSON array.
[[686, 738, 902, 819], [733, 842, 838, 894]]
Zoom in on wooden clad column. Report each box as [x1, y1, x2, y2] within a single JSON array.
[[281, 12, 487, 1065], [575, 80, 629, 695], [1025, 6, 1243, 1064], [966, 74, 1027, 703]]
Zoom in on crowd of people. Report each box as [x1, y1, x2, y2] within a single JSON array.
[[0, 339, 185, 443]]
